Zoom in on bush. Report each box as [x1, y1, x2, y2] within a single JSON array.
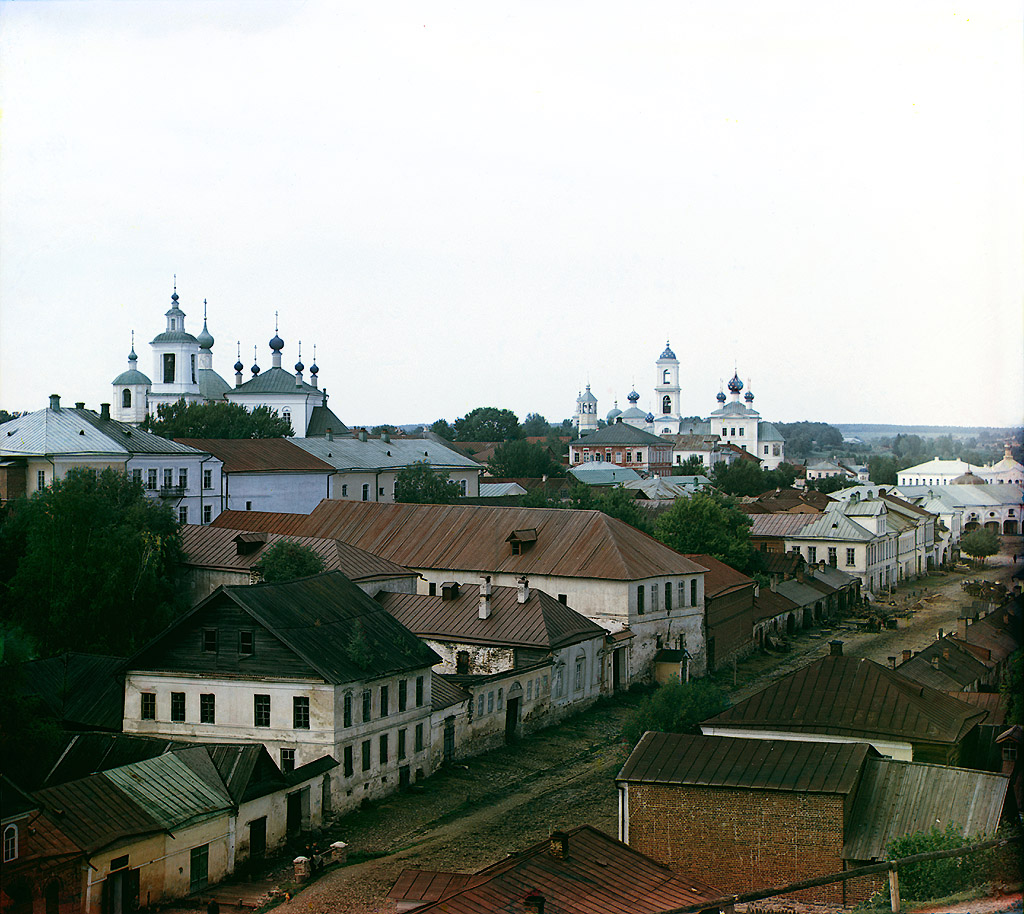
[[621, 677, 728, 745]]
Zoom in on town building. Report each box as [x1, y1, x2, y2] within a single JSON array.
[[568, 423, 673, 475], [895, 482, 1023, 536], [898, 445, 1024, 488], [573, 384, 600, 434]]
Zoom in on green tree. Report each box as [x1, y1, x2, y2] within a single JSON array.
[[622, 678, 729, 745], [886, 825, 1001, 901], [371, 425, 398, 435], [487, 440, 566, 479], [452, 407, 521, 442], [521, 413, 551, 437], [429, 419, 456, 441], [672, 455, 707, 477], [0, 468, 185, 656], [868, 454, 902, 485], [142, 399, 293, 439], [960, 529, 1000, 564], [710, 459, 766, 496], [394, 461, 463, 504], [0, 410, 24, 425], [252, 540, 325, 583], [573, 486, 653, 534], [775, 421, 844, 459], [807, 474, 853, 495], [762, 462, 799, 489], [653, 491, 756, 572], [1001, 653, 1022, 725]]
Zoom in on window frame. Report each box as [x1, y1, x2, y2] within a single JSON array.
[[293, 695, 310, 730], [170, 691, 186, 723], [140, 692, 156, 720], [254, 694, 271, 728], [200, 693, 216, 724]]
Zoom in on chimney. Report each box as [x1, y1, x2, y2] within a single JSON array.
[[478, 575, 492, 620], [549, 831, 568, 858], [326, 428, 333, 441], [902, 649, 912, 663], [382, 432, 390, 443], [100, 403, 111, 421], [524, 892, 545, 914], [796, 566, 804, 583], [49, 394, 61, 411], [441, 582, 459, 601], [937, 628, 943, 640], [818, 559, 826, 571], [75, 401, 85, 409], [959, 616, 968, 640], [517, 576, 530, 603], [829, 639, 843, 656], [888, 656, 897, 669], [359, 429, 368, 442], [769, 575, 778, 593]]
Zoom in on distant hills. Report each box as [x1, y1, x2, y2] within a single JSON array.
[[835, 424, 1018, 441]]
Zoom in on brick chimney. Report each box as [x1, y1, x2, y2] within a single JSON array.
[[829, 639, 843, 656], [75, 401, 85, 409], [478, 575, 492, 620], [888, 656, 897, 669], [549, 831, 568, 858], [902, 649, 912, 663], [518, 576, 530, 603]]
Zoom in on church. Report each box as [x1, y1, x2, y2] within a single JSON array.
[[111, 282, 346, 437], [573, 341, 787, 469]]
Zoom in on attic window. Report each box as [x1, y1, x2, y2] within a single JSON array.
[[441, 582, 460, 601], [235, 532, 268, 555], [506, 528, 538, 555]]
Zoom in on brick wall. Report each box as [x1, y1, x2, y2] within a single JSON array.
[[626, 784, 852, 905]]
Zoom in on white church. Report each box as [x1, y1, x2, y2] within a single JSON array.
[[112, 282, 346, 437], [573, 341, 787, 470]]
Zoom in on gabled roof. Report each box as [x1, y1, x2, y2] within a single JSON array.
[[776, 578, 828, 608], [396, 825, 723, 914], [196, 368, 231, 402], [684, 554, 753, 599], [75, 410, 207, 456], [757, 421, 785, 442], [212, 500, 707, 581], [431, 676, 470, 712], [702, 655, 987, 746], [292, 435, 482, 471], [379, 585, 606, 651], [304, 404, 349, 437], [570, 424, 669, 447], [175, 437, 335, 474], [747, 513, 818, 538], [897, 639, 991, 691], [791, 510, 877, 542], [664, 433, 720, 450], [843, 757, 1008, 861], [130, 571, 439, 685], [567, 464, 642, 485], [625, 477, 710, 499], [617, 732, 870, 795], [753, 587, 798, 622], [16, 652, 126, 731]]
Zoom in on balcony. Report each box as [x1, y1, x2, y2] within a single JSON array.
[[158, 485, 187, 498]]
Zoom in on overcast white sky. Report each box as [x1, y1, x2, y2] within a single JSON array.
[[1, 1, 1021, 429]]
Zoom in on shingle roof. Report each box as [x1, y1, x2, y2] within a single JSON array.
[[211, 500, 707, 581], [617, 732, 870, 795], [379, 585, 606, 651], [570, 424, 668, 447], [174, 437, 335, 473], [702, 655, 987, 746]]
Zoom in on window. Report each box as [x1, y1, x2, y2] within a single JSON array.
[[554, 667, 564, 697], [203, 505, 212, 524], [362, 484, 369, 501], [362, 740, 371, 771], [764, 445, 769, 455], [542, 675, 548, 694], [171, 691, 185, 722], [379, 487, 385, 496], [558, 594, 567, 604], [380, 685, 390, 717], [690, 578, 697, 607], [574, 657, 584, 692], [665, 582, 672, 612], [178, 468, 188, 489], [807, 546, 817, 563], [497, 688, 504, 709], [239, 630, 254, 655], [282, 408, 291, 428], [398, 728, 407, 760], [456, 651, 470, 675], [828, 547, 837, 566], [460, 479, 467, 495], [650, 583, 659, 613], [147, 469, 157, 490], [37, 469, 46, 490], [730, 428, 736, 436], [3, 825, 17, 862], [344, 692, 353, 727], [246, 501, 252, 510], [281, 748, 295, 772], [636, 585, 644, 615], [141, 692, 156, 720], [773, 444, 781, 456], [190, 354, 197, 385], [398, 680, 407, 712], [293, 696, 310, 729], [163, 353, 175, 383], [343, 745, 354, 777], [416, 676, 424, 707], [428, 582, 436, 596], [132, 468, 142, 485], [362, 689, 372, 722], [203, 468, 212, 489], [415, 723, 424, 752], [122, 388, 132, 408], [200, 693, 215, 724], [662, 395, 671, 414], [738, 427, 744, 436], [678, 580, 687, 606], [379, 733, 389, 763], [202, 629, 217, 653], [476, 694, 485, 716], [526, 680, 532, 700], [625, 451, 632, 463], [488, 691, 494, 712], [254, 694, 271, 727], [722, 427, 727, 436], [163, 468, 173, 489], [341, 484, 348, 497]]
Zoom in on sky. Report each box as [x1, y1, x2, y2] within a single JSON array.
[[1, 1, 1021, 429]]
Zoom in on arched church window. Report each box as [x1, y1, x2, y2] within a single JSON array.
[[662, 395, 671, 414], [663, 369, 670, 384], [122, 389, 132, 408], [163, 354, 175, 383], [282, 408, 291, 428]]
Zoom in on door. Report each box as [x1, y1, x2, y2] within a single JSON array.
[[505, 697, 521, 743], [286, 791, 302, 838], [189, 845, 209, 894], [104, 868, 139, 914], [443, 716, 455, 763], [249, 817, 267, 862], [612, 648, 622, 691], [399, 765, 411, 789]]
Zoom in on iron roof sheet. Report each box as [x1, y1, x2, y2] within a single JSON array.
[[748, 513, 819, 537], [174, 438, 334, 473], [570, 424, 668, 447], [431, 676, 471, 712], [17, 652, 125, 731], [292, 435, 482, 471], [304, 405, 349, 437], [196, 368, 232, 402], [753, 587, 799, 622], [617, 732, 870, 794], [757, 421, 785, 441], [567, 465, 642, 485], [703, 656, 987, 745], [214, 500, 707, 581], [684, 554, 752, 598], [791, 511, 876, 542], [76, 410, 208, 455], [2, 407, 127, 457], [776, 578, 828, 608], [229, 366, 322, 394], [843, 757, 1008, 861]]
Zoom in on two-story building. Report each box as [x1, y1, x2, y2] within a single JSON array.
[[569, 423, 673, 476]]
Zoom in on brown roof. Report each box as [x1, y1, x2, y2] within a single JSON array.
[[747, 513, 819, 537], [753, 488, 833, 511], [753, 588, 798, 622], [684, 554, 753, 599], [180, 524, 412, 581], [174, 438, 335, 474], [398, 825, 723, 914], [213, 500, 707, 581], [760, 552, 805, 577], [617, 731, 871, 795], [431, 676, 470, 712], [388, 872, 474, 905], [703, 655, 987, 746], [379, 585, 606, 651], [943, 691, 1006, 726]]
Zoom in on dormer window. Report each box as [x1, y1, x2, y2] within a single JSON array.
[[4, 825, 18, 862], [507, 528, 538, 555], [441, 582, 460, 600]]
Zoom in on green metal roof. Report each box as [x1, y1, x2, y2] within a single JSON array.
[[229, 366, 322, 395]]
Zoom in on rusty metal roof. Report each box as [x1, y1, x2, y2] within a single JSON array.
[[684, 554, 752, 599], [431, 675, 470, 712], [753, 587, 798, 622], [703, 656, 987, 746], [843, 757, 1009, 861], [748, 513, 818, 538], [379, 585, 606, 651], [175, 437, 335, 473], [214, 501, 706, 581], [617, 732, 870, 795], [897, 639, 992, 691], [181, 523, 413, 581], [400, 824, 723, 914]]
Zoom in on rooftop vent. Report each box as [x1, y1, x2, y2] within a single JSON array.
[[441, 581, 460, 601], [49, 394, 61, 411], [549, 831, 568, 858]]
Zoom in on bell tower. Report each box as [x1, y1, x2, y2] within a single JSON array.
[[654, 340, 681, 433]]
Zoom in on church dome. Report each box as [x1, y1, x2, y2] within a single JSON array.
[[197, 320, 214, 350], [660, 341, 676, 360], [113, 367, 152, 386], [727, 372, 743, 394], [295, 359, 305, 372], [716, 391, 727, 403], [627, 389, 640, 404], [645, 411, 655, 423], [607, 404, 622, 421], [269, 332, 285, 352], [234, 358, 244, 372], [952, 470, 986, 485], [577, 384, 597, 404], [744, 390, 754, 403], [310, 362, 319, 377]]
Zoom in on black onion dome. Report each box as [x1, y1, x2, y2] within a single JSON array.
[[269, 333, 284, 352], [310, 362, 319, 375], [745, 390, 754, 402], [294, 360, 304, 372], [727, 372, 743, 393], [234, 359, 244, 372], [645, 411, 655, 423], [251, 362, 261, 375]]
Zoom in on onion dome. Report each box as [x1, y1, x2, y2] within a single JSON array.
[[129, 344, 138, 363], [627, 389, 640, 404], [716, 390, 727, 403], [269, 332, 284, 352], [727, 372, 743, 394], [197, 321, 214, 350], [234, 357, 244, 372], [310, 361, 319, 376], [645, 411, 655, 423], [607, 401, 622, 421], [744, 390, 754, 403], [660, 340, 676, 359], [295, 358, 305, 372], [251, 346, 261, 376]]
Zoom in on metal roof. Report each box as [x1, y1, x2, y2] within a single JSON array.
[[17, 652, 125, 731], [212, 500, 708, 581], [747, 513, 818, 537], [684, 554, 752, 599], [379, 584, 607, 651], [175, 437, 335, 473], [843, 757, 1008, 860], [896, 639, 991, 691], [790, 511, 876, 542], [197, 368, 232, 402], [229, 366, 322, 395], [292, 435, 482, 471], [570, 424, 668, 447], [112, 368, 152, 386], [624, 477, 710, 499], [304, 404, 349, 437], [2, 406, 128, 457], [567, 464, 642, 485], [431, 676, 470, 712], [617, 732, 870, 795], [757, 421, 785, 441], [776, 578, 828, 608], [753, 587, 798, 622], [180, 523, 413, 580], [703, 656, 987, 746], [478, 482, 528, 497]]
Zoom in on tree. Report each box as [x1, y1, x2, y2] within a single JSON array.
[[775, 421, 844, 459], [868, 454, 902, 485], [394, 461, 463, 504], [570, 485, 653, 534], [252, 541, 325, 583], [960, 529, 999, 565], [371, 425, 398, 435], [807, 474, 853, 495], [710, 459, 765, 497], [622, 678, 729, 745], [762, 462, 799, 489], [521, 413, 551, 437], [0, 410, 24, 425], [487, 440, 566, 479], [429, 419, 456, 441], [672, 455, 706, 477], [653, 491, 756, 572], [0, 468, 185, 656], [451, 407, 521, 442], [142, 399, 293, 439]]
